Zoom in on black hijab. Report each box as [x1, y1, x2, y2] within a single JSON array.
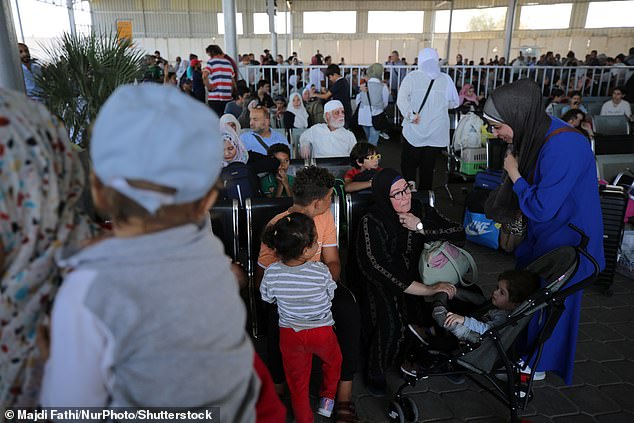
[[483, 79, 552, 224], [370, 168, 407, 233]]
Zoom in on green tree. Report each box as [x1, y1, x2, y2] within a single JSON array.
[[36, 32, 145, 149]]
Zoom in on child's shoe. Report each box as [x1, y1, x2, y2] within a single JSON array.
[[317, 397, 335, 418]]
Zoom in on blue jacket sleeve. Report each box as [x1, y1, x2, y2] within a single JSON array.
[[513, 135, 588, 222]]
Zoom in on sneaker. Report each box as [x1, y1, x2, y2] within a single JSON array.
[[379, 131, 390, 139], [400, 360, 429, 379], [496, 362, 546, 382], [407, 324, 430, 346], [317, 397, 335, 418]]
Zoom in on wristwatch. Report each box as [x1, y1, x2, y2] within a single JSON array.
[[416, 221, 424, 233]]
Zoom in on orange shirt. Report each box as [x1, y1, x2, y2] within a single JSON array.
[[257, 209, 338, 269]]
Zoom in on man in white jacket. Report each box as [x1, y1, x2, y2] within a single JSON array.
[[397, 48, 459, 191], [300, 100, 357, 158]]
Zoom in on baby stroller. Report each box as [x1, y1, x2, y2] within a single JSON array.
[[388, 224, 601, 423]]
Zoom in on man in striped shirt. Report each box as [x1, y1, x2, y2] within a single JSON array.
[[203, 44, 236, 117]]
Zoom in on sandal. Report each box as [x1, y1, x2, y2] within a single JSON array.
[[335, 401, 361, 423]]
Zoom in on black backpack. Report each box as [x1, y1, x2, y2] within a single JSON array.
[[220, 162, 256, 205]]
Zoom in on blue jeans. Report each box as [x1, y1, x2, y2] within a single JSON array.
[[362, 125, 380, 146]]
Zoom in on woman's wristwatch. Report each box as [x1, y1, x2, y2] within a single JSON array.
[[416, 221, 424, 234]]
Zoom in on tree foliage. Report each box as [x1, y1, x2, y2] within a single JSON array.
[[36, 32, 145, 148], [468, 14, 505, 32]]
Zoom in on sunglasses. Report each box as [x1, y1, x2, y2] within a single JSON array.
[[365, 154, 381, 161], [389, 185, 411, 200]]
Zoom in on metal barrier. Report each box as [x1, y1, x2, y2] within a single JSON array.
[[241, 64, 633, 100]]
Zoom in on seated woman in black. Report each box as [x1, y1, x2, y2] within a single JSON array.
[[355, 168, 460, 392]]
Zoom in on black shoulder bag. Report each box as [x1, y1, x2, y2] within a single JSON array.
[[366, 85, 391, 131]]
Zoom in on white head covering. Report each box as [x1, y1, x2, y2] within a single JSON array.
[[287, 92, 308, 129], [91, 84, 223, 214], [323, 99, 344, 118], [219, 113, 242, 133], [222, 128, 249, 167], [418, 48, 442, 79]]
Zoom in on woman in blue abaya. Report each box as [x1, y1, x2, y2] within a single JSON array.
[[482, 79, 605, 385]]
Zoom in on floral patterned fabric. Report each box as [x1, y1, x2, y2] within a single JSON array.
[[0, 89, 94, 407]]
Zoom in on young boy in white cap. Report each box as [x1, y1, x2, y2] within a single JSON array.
[[40, 85, 260, 421]]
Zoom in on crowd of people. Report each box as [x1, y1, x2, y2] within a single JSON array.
[[0, 41, 627, 422]]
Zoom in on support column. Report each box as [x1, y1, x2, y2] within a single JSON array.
[[267, 0, 278, 58], [0, 0, 25, 92], [446, 0, 454, 62], [67, 0, 77, 37], [503, 0, 518, 62], [222, 0, 237, 60], [13, 0, 24, 42]]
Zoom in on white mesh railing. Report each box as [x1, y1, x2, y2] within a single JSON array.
[[241, 64, 633, 100]]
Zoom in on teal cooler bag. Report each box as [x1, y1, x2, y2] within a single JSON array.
[[463, 210, 500, 250]]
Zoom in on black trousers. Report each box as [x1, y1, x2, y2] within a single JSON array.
[[400, 137, 444, 191], [208, 100, 228, 118], [266, 283, 360, 384]]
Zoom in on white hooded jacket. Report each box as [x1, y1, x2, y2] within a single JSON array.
[[397, 48, 459, 148]]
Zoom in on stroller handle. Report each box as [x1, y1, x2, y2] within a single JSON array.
[[568, 223, 601, 278]]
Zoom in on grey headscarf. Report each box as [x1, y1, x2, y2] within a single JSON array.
[[483, 79, 552, 224]]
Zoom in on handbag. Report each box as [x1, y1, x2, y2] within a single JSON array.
[[418, 241, 478, 286], [499, 213, 527, 253], [365, 88, 390, 131]]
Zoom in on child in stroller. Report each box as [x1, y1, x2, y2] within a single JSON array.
[[402, 270, 540, 376], [387, 226, 601, 423]]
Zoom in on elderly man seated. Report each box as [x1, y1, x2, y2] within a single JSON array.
[[300, 100, 357, 158], [240, 105, 288, 154]]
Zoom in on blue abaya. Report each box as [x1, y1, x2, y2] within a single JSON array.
[[512, 117, 605, 385]]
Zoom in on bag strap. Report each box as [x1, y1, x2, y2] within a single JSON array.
[[252, 133, 269, 153], [528, 125, 580, 184], [417, 79, 436, 115], [440, 244, 478, 286]]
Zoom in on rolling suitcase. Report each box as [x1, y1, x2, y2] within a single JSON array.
[[597, 185, 628, 295]]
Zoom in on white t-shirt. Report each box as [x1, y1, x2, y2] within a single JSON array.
[[397, 70, 460, 148], [299, 123, 357, 158], [600, 100, 632, 118]]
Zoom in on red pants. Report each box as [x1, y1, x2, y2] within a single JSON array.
[[279, 326, 342, 423]]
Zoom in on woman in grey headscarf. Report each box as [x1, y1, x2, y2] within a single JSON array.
[[355, 63, 390, 145], [482, 79, 604, 385]]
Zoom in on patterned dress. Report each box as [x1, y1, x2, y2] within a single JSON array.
[[0, 88, 94, 406]]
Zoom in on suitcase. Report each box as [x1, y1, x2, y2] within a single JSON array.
[[474, 169, 504, 191], [597, 185, 628, 295]]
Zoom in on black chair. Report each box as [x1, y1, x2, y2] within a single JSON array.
[[594, 135, 634, 155], [245, 197, 294, 338], [209, 199, 240, 261]]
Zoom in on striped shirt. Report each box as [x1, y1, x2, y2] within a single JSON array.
[[260, 261, 337, 331], [205, 57, 235, 102]]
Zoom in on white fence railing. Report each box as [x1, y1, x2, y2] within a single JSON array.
[[240, 64, 634, 101]]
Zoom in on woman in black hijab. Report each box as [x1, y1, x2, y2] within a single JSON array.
[[354, 168, 457, 392], [482, 79, 604, 385]]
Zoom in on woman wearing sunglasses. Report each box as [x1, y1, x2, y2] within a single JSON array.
[[353, 168, 459, 394]]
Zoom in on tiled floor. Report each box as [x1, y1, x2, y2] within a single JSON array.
[[265, 135, 634, 422]]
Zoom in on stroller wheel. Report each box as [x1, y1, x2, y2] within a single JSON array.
[[387, 400, 405, 423], [387, 397, 420, 423]]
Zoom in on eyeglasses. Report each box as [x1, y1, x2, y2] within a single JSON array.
[[365, 154, 381, 161], [389, 185, 411, 200]]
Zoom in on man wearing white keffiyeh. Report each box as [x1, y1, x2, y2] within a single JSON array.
[[0, 88, 94, 407]]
